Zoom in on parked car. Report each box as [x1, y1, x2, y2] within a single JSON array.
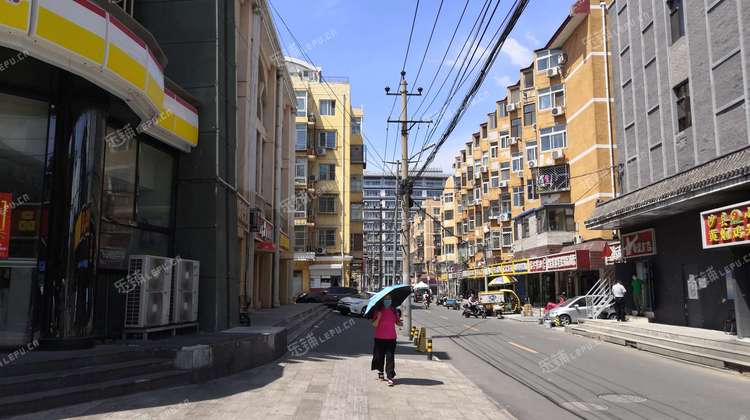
[[322, 287, 359, 307], [337, 292, 375, 316], [443, 298, 460, 310], [295, 290, 327, 303], [544, 295, 617, 326]]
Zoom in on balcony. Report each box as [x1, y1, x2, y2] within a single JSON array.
[[535, 164, 570, 194], [351, 145, 366, 168]]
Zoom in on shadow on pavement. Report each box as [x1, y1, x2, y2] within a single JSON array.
[[394, 378, 444, 386]]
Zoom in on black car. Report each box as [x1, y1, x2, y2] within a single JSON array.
[[295, 290, 327, 303], [321, 287, 359, 307]]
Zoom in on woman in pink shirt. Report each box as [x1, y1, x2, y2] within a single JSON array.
[[370, 294, 402, 386]]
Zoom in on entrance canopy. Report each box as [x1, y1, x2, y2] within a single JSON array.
[[413, 281, 430, 289]]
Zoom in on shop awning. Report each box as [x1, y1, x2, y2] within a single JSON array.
[[586, 146, 750, 230], [0, 0, 199, 152], [413, 281, 430, 289]]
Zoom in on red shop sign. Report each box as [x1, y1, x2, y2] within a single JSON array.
[[0, 193, 12, 259], [700, 200, 750, 249], [621, 228, 657, 258]]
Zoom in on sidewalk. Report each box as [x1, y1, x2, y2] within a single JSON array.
[[11, 351, 515, 420]]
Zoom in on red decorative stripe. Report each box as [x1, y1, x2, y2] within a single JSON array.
[[74, 0, 106, 18], [109, 15, 146, 49], [165, 89, 198, 114]]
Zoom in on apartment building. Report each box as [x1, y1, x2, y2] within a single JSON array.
[[0, 0, 296, 347], [441, 1, 616, 304], [410, 199, 443, 292], [587, 0, 750, 337], [288, 58, 365, 292], [363, 169, 447, 289]]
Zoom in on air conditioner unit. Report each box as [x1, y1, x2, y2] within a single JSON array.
[[124, 255, 174, 328], [498, 181, 508, 188], [316, 247, 325, 254], [308, 175, 317, 181], [574, 234, 583, 244], [474, 171, 481, 179], [506, 102, 518, 112], [552, 149, 565, 160], [316, 146, 326, 156], [557, 53, 567, 66], [546, 67, 560, 77], [172, 258, 200, 323], [551, 106, 565, 116], [473, 198, 482, 205], [509, 137, 520, 145], [483, 225, 490, 233], [528, 160, 537, 168], [500, 213, 511, 222], [481, 166, 488, 173]]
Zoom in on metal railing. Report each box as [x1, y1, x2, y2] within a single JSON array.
[[584, 277, 615, 319]]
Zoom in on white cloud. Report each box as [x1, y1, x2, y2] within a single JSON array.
[[524, 31, 541, 47], [493, 74, 513, 87], [500, 37, 533, 67]]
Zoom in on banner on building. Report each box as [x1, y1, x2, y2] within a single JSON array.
[[700, 200, 750, 249], [0, 193, 11, 259], [604, 242, 621, 265], [621, 228, 657, 259]]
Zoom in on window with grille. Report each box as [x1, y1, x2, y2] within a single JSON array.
[[319, 229, 336, 246], [319, 164, 336, 181], [535, 164, 570, 193], [674, 79, 691, 132], [318, 131, 336, 148], [319, 195, 337, 213]]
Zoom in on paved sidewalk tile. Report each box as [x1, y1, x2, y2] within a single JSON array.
[[11, 353, 515, 420]]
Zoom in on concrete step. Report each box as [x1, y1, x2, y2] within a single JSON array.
[[567, 324, 750, 371], [287, 305, 332, 343], [0, 348, 168, 378], [0, 369, 191, 418], [0, 358, 174, 396], [583, 319, 750, 354]]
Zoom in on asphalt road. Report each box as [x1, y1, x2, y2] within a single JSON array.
[[408, 304, 750, 420]]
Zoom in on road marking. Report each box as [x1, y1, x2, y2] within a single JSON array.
[[439, 315, 448, 320], [463, 324, 480, 332], [508, 341, 538, 354], [433, 355, 441, 361]]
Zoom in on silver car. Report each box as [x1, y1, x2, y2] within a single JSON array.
[[544, 295, 617, 326]]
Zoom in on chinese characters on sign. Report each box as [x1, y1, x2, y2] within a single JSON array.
[[621, 228, 657, 259], [700, 200, 750, 249]]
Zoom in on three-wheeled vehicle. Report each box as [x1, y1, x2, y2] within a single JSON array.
[[478, 276, 522, 318]]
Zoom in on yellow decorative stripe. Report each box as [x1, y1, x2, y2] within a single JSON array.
[[0, 1, 30, 32], [172, 115, 199, 146], [145, 75, 165, 110], [36, 7, 105, 64], [106, 44, 146, 90]]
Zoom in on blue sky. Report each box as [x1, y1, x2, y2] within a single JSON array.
[[272, 0, 573, 174]]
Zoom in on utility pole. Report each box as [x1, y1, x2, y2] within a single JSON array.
[[379, 197, 384, 290], [386, 71, 431, 336]]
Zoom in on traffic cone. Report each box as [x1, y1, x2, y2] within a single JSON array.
[[427, 339, 433, 360], [413, 327, 420, 346]]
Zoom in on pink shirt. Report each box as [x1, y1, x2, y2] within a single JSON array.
[[374, 307, 398, 340]]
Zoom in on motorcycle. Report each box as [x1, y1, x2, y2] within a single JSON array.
[[424, 296, 431, 309], [462, 302, 487, 319]]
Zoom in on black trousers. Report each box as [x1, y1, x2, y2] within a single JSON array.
[[614, 297, 626, 321], [371, 338, 396, 379]]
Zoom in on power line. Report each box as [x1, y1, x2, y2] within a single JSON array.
[[411, 0, 445, 88], [401, 0, 421, 73]]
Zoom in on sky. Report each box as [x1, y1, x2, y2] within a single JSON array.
[[271, 0, 574, 175]]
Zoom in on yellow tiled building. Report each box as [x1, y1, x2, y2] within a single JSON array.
[[438, 2, 616, 302], [286, 58, 365, 293]]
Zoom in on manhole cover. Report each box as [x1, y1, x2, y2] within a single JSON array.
[[599, 394, 648, 403], [561, 402, 608, 411]]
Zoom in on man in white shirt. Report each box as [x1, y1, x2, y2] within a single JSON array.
[[612, 280, 627, 321]]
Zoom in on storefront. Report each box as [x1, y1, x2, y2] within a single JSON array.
[[0, 2, 199, 347]]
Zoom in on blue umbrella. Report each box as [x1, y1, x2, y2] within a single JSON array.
[[363, 284, 412, 318]]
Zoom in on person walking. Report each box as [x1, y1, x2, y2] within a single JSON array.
[[371, 293, 402, 386], [612, 279, 627, 322], [631, 274, 643, 316]]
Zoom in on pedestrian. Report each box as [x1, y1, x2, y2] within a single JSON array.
[[371, 293, 402, 386], [631, 274, 643, 316], [612, 279, 627, 321]]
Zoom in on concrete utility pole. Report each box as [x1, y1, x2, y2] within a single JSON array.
[[386, 71, 430, 336], [379, 196, 384, 290]]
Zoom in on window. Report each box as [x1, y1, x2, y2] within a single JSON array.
[[351, 203, 363, 221], [501, 194, 511, 213], [482, 181, 489, 194], [488, 112, 497, 129], [319, 195, 337, 213], [513, 186, 524, 207], [502, 227, 513, 247], [473, 187, 481, 201], [539, 207, 575, 232], [295, 90, 307, 116], [481, 125, 488, 138], [538, 84, 565, 110], [490, 200, 500, 217], [490, 171, 499, 188], [319, 228, 336, 247], [443, 192, 453, 203], [523, 103, 536, 126], [320, 99, 336, 116], [466, 143, 472, 154], [467, 166, 473, 179], [674, 80, 692, 132], [295, 157, 307, 180], [522, 70, 534, 89], [351, 117, 361, 134], [491, 230, 502, 249], [498, 101, 507, 117], [350, 175, 363, 192], [294, 226, 306, 251], [511, 118, 522, 138], [482, 152, 489, 167], [444, 244, 455, 254], [319, 131, 336, 149], [432, 207, 441, 216], [490, 142, 498, 158], [500, 162, 510, 181], [474, 135, 480, 147], [295, 124, 307, 150], [294, 194, 306, 218], [443, 210, 453, 220], [137, 143, 174, 228], [512, 152, 523, 173], [540, 124, 566, 151], [667, 0, 685, 44], [527, 178, 538, 200], [319, 164, 336, 180], [526, 141, 538, 163], [351, 233, 363, 251], [536, 50, 561, 71]]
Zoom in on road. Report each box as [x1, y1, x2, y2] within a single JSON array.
[[410, 304, 750, 420]]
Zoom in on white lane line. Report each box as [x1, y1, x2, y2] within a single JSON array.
[[508, 341, 539, 354], [463, 324, 480, 332], [439, 315, 449, 320]]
